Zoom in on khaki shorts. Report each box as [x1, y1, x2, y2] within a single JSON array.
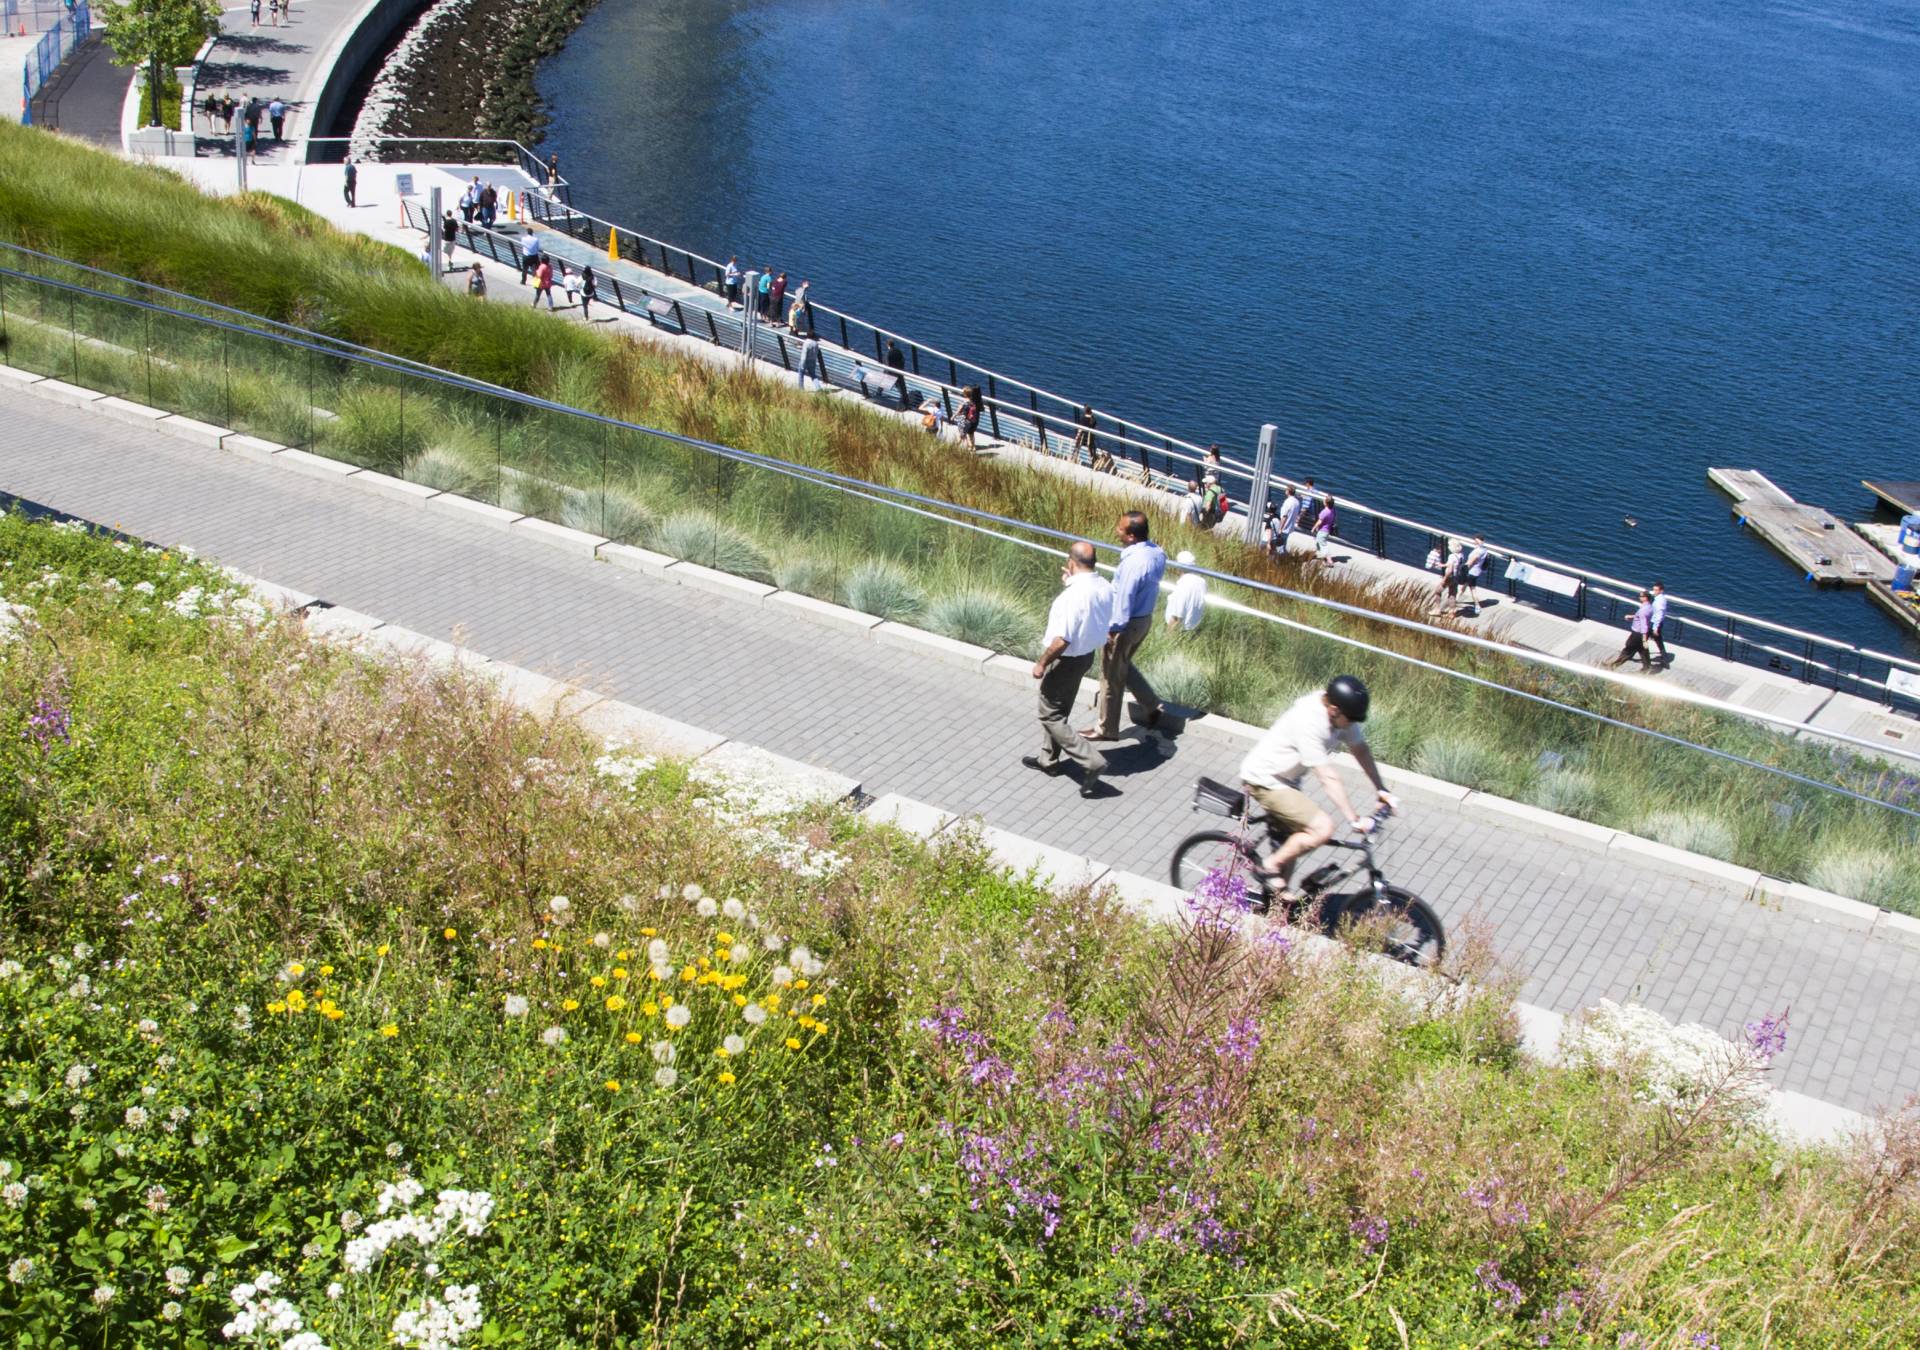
[[1247, 782, 1325, 839]]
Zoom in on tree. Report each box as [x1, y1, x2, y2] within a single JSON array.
[[101, 0, 222, 130]]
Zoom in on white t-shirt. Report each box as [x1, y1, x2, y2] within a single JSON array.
[[1044, 570, 1113, 658], [1166, 572, 1207, 629], [1239, 692, 1364, 789]]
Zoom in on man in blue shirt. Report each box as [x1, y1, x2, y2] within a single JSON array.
[[1083, 510, 1167, 740]]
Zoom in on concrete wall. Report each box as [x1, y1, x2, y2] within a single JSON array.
[[305, 0, 429, 142]]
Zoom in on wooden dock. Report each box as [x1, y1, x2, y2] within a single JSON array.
[[1708, 467, 1894, 586], [1863, 479, 1920, 517], [1868, 580, 1920, 639]]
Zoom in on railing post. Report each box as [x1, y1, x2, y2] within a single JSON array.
[[670, 300, 687, 331], [1243, 423, 1277, 547], [704, 309, 720, 343], [985, 375, 1001, 438], [1574, 581, 1587, 623], [775, 333, 791, 370], [1803, 638, 1816, 684], [1370, 515, 1386, 558], [1724, 616, 1735, 660], [739, 270, 759, 362], [838, 315, 849, 348]]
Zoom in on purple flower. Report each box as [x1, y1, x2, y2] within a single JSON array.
[[1215, 1016, 1260, 1070], [23, 696, 69, 750], [1477, 1259, 1524, 1313], [1349, 1213, 1388, 1253], [1744, 1007, 1790, 1062]]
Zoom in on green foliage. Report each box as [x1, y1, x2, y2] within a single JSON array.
[[401, 445, 493, 499], [651, 511, 774, 581], [561, 487, 653, 543], [923, 588, 1032, 654], [101, 0, 221, 71], [843, 559, 925, 621], [1525, 766, 1603, 819], [1413, 733, 1506, 792], [1140, 647, 1212, 709], [1806, 846, 1907, 908], [772, 555, 839, 601], [0, 512, 1917, 1345], [1637, 810, 1738, 862]]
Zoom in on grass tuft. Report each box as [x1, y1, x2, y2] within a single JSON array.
[[1412, 734, 1505, 791], [1636, 810, 1738, 862], [924, 589, 1033, 653], [652, 511, 774, 582], [843, 560, 925, 621]]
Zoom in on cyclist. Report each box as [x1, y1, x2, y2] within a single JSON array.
[[1239, 675, 1397, 898]]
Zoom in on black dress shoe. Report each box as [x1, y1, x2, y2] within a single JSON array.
[[1021, 755, 1064, 776], [1079, 774, 1103, 799]]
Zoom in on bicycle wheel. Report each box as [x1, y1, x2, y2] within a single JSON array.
[[1332, 885, 1445, 967], [1169, 830, 1258, 897]]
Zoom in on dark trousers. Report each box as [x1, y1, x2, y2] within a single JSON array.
[[1649, 623, 1667, 659], [1613, 630, 1649, 669], [271, 117, 283, 141], [343, 179, 355, 206], [1038, 651, 1105, 774]]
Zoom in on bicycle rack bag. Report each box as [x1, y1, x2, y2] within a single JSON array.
[[1191, 777, 1248, 818]]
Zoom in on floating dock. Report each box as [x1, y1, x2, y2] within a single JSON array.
[[1863, 480, 1920, 517], [1707, 468, 1894, 586], [1867, 580, 1920, 640]]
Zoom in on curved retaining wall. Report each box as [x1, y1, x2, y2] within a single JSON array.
[[305, 0, 430, 142]]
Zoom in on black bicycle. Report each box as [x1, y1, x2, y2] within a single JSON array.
[[1169, 777, 1446, 967]]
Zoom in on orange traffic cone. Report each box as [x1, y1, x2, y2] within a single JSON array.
[[607, 229, 621, 263]]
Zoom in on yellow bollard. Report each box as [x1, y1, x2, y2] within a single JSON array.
[[608, 229, 621, 264]]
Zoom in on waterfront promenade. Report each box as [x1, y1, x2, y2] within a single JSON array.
[[1, 381, 1915, 1120]]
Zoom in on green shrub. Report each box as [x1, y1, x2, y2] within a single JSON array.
[[1806, 847, 1909, 907], [1525, 767, 1602, 819], [404, 445, 494, 499], [924, 589, 1032, 653], [774, 556, 839, 601], [1412, 734, 1504, 791], [324, 382, 425, 471], [500, 473, 573, 523], [1140, 649, 1212, 709], [562, 487, 653, 543], [843, 559, 925, 620], [652, 511, 774, 581], [1636, 810, 1737, 861]]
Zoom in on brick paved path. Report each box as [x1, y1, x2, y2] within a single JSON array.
[[2, 389, 1916, 1115]]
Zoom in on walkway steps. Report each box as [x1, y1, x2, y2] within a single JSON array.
[[1709, 467, 1893, 586]]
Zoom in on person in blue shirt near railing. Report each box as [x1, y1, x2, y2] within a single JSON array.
[[1083, 510, 1167, 741], [723, 257, 742, 309]]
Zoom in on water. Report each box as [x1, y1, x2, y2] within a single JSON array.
[[536, 0, 1920, 653]]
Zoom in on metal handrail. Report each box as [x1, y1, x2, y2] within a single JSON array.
[[6, 259, 1917, 783]]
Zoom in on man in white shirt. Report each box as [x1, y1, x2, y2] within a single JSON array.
[[1165, 550, 1207, 632], [1276, 486, 1303, 543], [1024, 541, 1113, 798], [1648, 581, 1669, 665], [1239, 676, 1395, 893]]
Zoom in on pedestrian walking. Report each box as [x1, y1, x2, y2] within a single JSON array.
[[342, 158, 357, 207], [546, 152, 561, 186], [723, 256, 742, 308], [1648, 581, 1670, 664], [467, 263, 487, 298], [532, 258, 556, 308], [756, 268, 773, 317], [440, 210, 459, 269], [1023, 540, 1113, 798], [1179, 478, 1205, 527], [201, 91, 219, 131], [885, 339, 908, 405], [1275, 485, 1303, 544], [460, 177, 478, 224], [268, 0, 279, 26], [577, 264, 596, 320], [1463, 535, 1492, 612], [768, 271, 788, 325], [241, 121, 256, 161], [1084, 510, 1167, 740], [249, 0, 260, 27], [1072, 404, 1097, 463], [1313, 496, 1338, 557], [1434, 539, 1465, 614], [1198, 473, 1226, 528], [480, 183, 497, 228], [798, 333, 824, 390], [955, 386, 984, 449], [787, 280, 811, 334], [518, 231, 541, 285], [268, 98, 285, 142], [221, 95, 235, 134], [1607, 591, 1655, 671], [1166, 550, 1207, 632]]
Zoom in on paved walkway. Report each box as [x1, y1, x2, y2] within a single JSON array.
[[190, 0, 367, 160], [25, 32, 128, 144], [2, 384, 1915, 1117]]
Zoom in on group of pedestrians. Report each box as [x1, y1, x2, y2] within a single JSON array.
[[1607, 582, 1671, 671], [202, 94, 286, 159], [721, 258, 815, 335], [458, 177, 503, 229], [1428, 535, 1494, 615], [248, 0, 292, 25], [1250, 482, 1339, 560]]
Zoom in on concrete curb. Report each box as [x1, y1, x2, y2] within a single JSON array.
[[512, 516, 604, 556], [347, 470, 440, 506], [596, 542, 677, 578], [765, 591, 885, 636], [153, 415, 231, 449], [426, 492, 522, 530], [874, 621, 994, 671], [222, 434, 285, 463], [1464, 793, 1614, 850], [665, 561, 777, 604], [94, 396, 169, 429]]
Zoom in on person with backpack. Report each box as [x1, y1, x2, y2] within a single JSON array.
[[531, 257, 556, 308], [467, 263, 487, 298], [1198, 473, 1226, 528], [955, 386, 984, 450], [798, 332, 825, 390], [577, 264, 597, 320]]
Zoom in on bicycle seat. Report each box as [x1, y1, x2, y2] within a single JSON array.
[[1191, 776, 1247, 818]]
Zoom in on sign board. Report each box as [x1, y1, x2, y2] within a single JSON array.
[[394, 173, 415, 197], [1889, 668, 1920, 700], [1506, 560, 1583, 598]]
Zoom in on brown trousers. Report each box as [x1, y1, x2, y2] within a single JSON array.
[[1093, 614, 1162, 738]]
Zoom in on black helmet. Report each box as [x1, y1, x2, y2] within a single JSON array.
[[1325, 675, 1370, 722]]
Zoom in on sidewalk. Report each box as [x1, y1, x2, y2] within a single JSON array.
[[2, 382, 1914, 1117], [189, 0, 367, 163]]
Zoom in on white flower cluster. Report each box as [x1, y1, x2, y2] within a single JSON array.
[[592, 745, 659, 789], [687, 773, 850, 880], [222, 1269, 326, 1348], [390, 1282, 484, 1349], [1567, 1000, 1766, 1112], [343, 1181, 493, 1275], [162, 583, 268, 625]]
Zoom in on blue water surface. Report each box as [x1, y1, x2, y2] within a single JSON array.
[[535, 0, 1920, 651]]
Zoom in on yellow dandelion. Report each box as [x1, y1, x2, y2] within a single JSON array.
[[617, 948, 632, 961], [625, 1032, 643, 1044], [716, 948, 732, 963], [648, 968, 663, 982], [766, 993, 781, 1011], [718, 1071, 736, 1085], [697, 957, 711, 970], [376, 943, 390, 957], [640, 928, 656, 937], [784, 1037, 802, 1051], [661, 996, 674, 1008], [605, 1080, 621, 1093], [679, 966, 696, 983], [288, 962, 306, 977], [590, 976, 607, 989], [813, 1021, 828, 1033], [642, 1002, 659, 1017], [380, 1023, 399, 1038], [715, 932, 734, 945], [443, 927, 458, 941], [715, 1046, 730, 1057], [319, 964, 334, 977], [732, 994, 747, 1007], [605, 995, 627, 1012], [793, 979, 810, 990], [267, 1001, 288, 1015], [324, 1009, 344, 1022], [284, 991, 308, 1013], [812, 994, 826, 1007], [533, 938, 549, 951], [612, 967, 629, 981], [562, 998, 580, 1012]]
